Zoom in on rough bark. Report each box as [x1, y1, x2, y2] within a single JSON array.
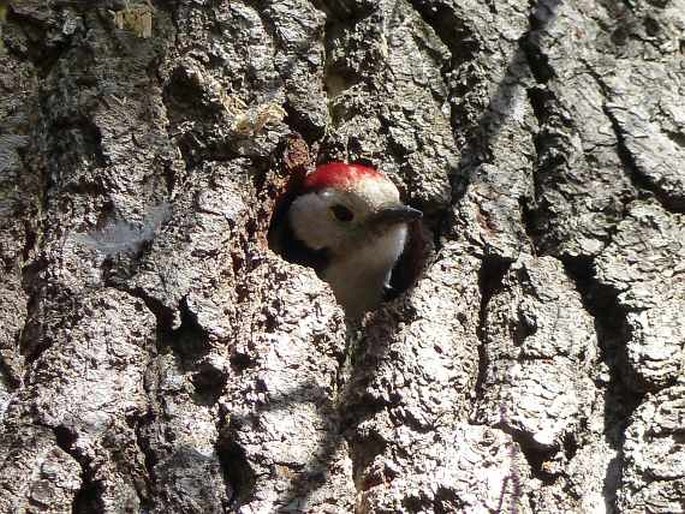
[[0, 0, 683, 513]]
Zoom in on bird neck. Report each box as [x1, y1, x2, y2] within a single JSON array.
[[323, 225, 408, 316]]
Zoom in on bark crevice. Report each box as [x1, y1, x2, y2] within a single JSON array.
[[52, 424, 106, 514], [1, 0, 682, 511], [563, 255, 645, 510], [472, 255, 512, 410], [603, 105, 685, 214]]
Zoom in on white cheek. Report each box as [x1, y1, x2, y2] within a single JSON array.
[[377, 225, 408, 266], [349, 225, 407, 273], [289, 194, 336, 250]]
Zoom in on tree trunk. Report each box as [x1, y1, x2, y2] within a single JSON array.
[[1, 0, 683, 512]]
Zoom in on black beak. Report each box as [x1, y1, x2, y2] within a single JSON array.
[[369, 205, 423, 227]]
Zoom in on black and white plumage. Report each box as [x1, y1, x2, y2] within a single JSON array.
[[285, 162, 422, 317]]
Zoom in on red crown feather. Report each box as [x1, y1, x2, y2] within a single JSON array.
[[303, 162, 384, 191]]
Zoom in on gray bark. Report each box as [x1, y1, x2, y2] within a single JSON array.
[[0, 0, 683, 512]]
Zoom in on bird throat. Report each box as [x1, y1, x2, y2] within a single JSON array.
[[323, 225, 408, 317]]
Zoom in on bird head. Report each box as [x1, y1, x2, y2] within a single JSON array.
[[288, 162, 422, 256]]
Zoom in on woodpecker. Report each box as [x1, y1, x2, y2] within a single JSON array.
[[288, 162, 422, 317]]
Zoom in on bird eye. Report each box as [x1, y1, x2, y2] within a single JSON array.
[[330, 204, 354, 222]]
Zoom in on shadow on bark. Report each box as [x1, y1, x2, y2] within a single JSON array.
[[216, 305, 403, 511], [563, 256, 645, 508], [226, 1, 571, 509]]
